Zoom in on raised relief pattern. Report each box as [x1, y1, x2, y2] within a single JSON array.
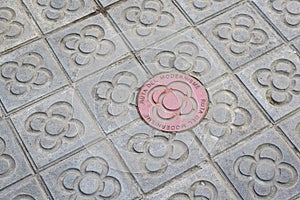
[[122, 0, 174, 37], [212, 14, 268, 56], [0, 52, 53, 97], [58, 157, 121, 199], [25, 102, 84, 152], [0, 137, 16, 178], [0, 7, 24, 44], [192, 0, 225, 11], [253, 59, 300, 105], [61, 25, 115, 68], [12, 194, 36, 200], [234, 144, 298, 199]]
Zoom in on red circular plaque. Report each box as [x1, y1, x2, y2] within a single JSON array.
[[137, 72, 208, 132]]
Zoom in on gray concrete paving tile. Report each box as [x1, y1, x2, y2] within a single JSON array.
[[47, 14, 130, 82], [216, 128, 300, 200], [198, 4, 282, 69], [111, 120, 205, 193], [97, 0, 120, 7], [279, 111, 300, 153], [293, 37, 300, 53], [0, 176, 49, 199], [108, 0, 189, 50], [0, 120, 32, 190], [0, 1, 39, 53], [148, 163, 238, 199], [23, 0, 97, 33], [253, 0, 300, 40], [41, 140, 139, 200], [175, 0, 241, 24], [11, 89, 104, 169], [139, 28, 226, 85], [77, 58, 149, 134], [237, 45, 300, 122], [0, 39, 68, 112], [193, 75, 268, 156]]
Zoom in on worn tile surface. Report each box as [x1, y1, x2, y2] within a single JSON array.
[[97, 0, 120, 7]]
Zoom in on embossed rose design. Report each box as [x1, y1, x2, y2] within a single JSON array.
[[37, 0, 84, 21], [123, 0, 175, 36], [94, 72, 137, 117], [155, 42, 211, 75], [212, 14, 268, 55], [0, 137, 15, 178], [128, 132, 188, 174], [25, 102, 84, 152], [192, 0, 225, 11], [205, 90, 251, 137], [58, 157, 121, 199], [0, 52, 53, 97], [253, 59, 300, 105], [0, 7, 24, 44], [270, 0, 300, 27], [61, 25, 115, 68], [149, 81, 197, 122], [169, 181, 218, 200], [234, 144, 297, 199]]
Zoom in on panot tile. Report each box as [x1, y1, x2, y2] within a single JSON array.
[[41, 140, 139, 200], [77, 58, 149, 134], [139, 28, 226, 85], [97, 0, 120, 7], [0, 1, 39, 53], [11, 89, 103, 169], [293, 36, 300, 53], [198, 4, 282, 69], [193, 75, 268, 156], [0, 39, 68, 112], [0, 120, 32, 190], [23, 0, 97, 33], [47, 14, 130, 82], [111, 120, 205, 193], [237, 45, 300, 122], [108, 0, 189, 50], [216, 128, 300, 200]]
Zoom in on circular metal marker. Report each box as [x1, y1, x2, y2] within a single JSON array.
[[137, 72, 208, 132]]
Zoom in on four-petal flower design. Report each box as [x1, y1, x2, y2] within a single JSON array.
[[61, 25, 115, 68], [253, 59, 300, 105], [123, 0, 175, 37], [212, 14, 268, 56], [25, 102, 84, 152], [0, 52, 53, 97], [234, 144, 298, 199], [270, 0, 300, 27], [127, 131, 188, 174], [58, 157, 121, 199], [0, 137, 16, 178]]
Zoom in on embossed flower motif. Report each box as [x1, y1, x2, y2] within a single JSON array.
[[205, 90, 251, 138], [0, 137, 15, 178], [37, 0, 84, 21], [192, 0, 225, 11], [25, 102, 84, 152], [94, 72, 138, 117], [169, 181, 218, 199], [12, 194, 35, 200], [212, 14, 268, 55], [58, 157, 121, 199], [61, 25, 115, 68], [154, 42, 211, 75], [128, 132, 188, 174], [270, 0, 300, 27], [253, 59, 300, 105], [123, 0, 175, 37], [0, 7, 24, 44], [149, 81, 197, 122], [0, 52, 53, 97], [234, 144, 298, 199]]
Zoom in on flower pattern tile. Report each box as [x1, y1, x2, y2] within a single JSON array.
[[217, 128, 300, 199], [97, 0, 120, 7], [198, 4, 282, 69], [11, 89, 103, 169], [139, 29, 226, 84], [237, 45, 300, 121], [111, 120, 205, 193], [109, 0, 189, 50], [41, 140, 139, 199], [23, 0, 97, 33]]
